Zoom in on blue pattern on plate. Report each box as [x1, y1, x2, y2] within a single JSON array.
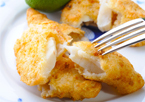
[[82, 26, 105, 41], [136, 0, 145, 4], [18, 98, 22, 102], [0, 1, 5, 7]]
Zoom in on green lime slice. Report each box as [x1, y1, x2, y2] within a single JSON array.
[[25, 0, 70, 12]]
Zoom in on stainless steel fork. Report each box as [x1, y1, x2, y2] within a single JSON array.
[[92, 18, 145, 55]]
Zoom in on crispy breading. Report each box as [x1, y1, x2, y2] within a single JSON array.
[[58, 23, 88, 42], [65, 41, 144, 94], [27, 8, 85, 44], [61, 0, 145, 29], [107, 0, 145, 47], [61, 0, 145, 47], [14, 8, 86, 86], [38, 56, 101, 101], [108, 0, 145, 26], [60, 0, 100, 27]]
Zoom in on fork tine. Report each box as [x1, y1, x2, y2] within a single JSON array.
[[98, 28, 145, 51], [92, 18, 144, 44], [94, 21, 145, 48], [102, 34, 145, 55]]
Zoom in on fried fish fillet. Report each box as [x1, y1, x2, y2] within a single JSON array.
[[98, 0, 145, 47], [65, 41, 144, 94], [107, 0, 145, 28], [61, 0, 145, 47], [14, 8, 86, 86], [61, 0, 145, 31], [38, 56, 101, 100], [106, 0, 145, 47], [60, 0, 100, 27]]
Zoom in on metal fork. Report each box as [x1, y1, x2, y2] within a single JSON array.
[[92, 18, 145, 55]]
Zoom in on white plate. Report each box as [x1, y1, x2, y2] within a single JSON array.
[[0, 0, 145, 102]]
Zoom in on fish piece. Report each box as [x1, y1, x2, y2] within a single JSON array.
[[97, 0, 145, 46], [27, 8, 86, 44], [65, 41, 144, 94], [38, 56, 101, 101], [60, 0, 100, 28], [107, 0, 145, 27], [97, 0, 112, 31], [14, 26, 57, 86], [14, 8, 86, 86], [107, 0, 145, 47], [61, 0, 145, 47]]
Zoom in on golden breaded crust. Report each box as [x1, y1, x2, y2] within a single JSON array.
[[27, 8, 72, 44], [14, 23, 58, 86], [73, 41, 144, 94], [61, 0, 145, 47], [58, 23, 86, 43], [14, 8, 85, 86], [60, 0, 100, 27], [59, 23, 84, 38], [38, 56, 101, 100], [108, 0, 145, 47], [108, 0, 145, 24]]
